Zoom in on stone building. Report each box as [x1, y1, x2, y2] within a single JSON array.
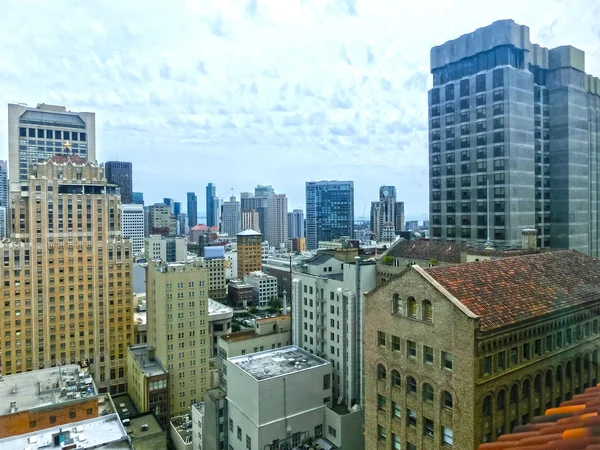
[[364, 250, 600, 450]]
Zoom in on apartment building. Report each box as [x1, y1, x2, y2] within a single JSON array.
[[364, 250, 600, 449], [148, 203, 176, 237], [0, 156, 132, 393], [146, 259, 211, 417], [237, 229, 263, 279], [243, 271, 277, 307]]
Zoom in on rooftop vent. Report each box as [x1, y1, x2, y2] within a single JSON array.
[[141, 424, 149, 432]]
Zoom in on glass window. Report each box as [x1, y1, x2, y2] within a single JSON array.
[[460, 79, 469, 97], [378, 331, 386, 346], [407, 376, 417, 394], [408, 340, 417, 358], [424, 345, 434, 364], [442, 426, 453, 447], [423, 383, 434, 402], [392, 401, 401, 419], [377, 394, 387, 410], [442, 391, 453, 410], [407, 408, 417, 428], [377, 364, 386, 380], [392, 370, 401, 387], [424, 418, 434, 438], [445, 84, 454, 100], [442, 351, 453, 371], [476, 74, 486, 92]]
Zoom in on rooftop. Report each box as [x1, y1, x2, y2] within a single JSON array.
[[0, 414, 130, 450], [220, 329, 259, 343], [424, 250, 600, 332], [127, 344, 167, 377], [111, 393, 139, 420], [134, 311, 147, 326], [209, 299, 233, 321], [237, 229, 262, 236], [384, 239, 464, 263], [229, 345, 329, 381], [0, 365, 96, 416], [125, 412, 165, 440], [170, 414, 193, 446], [46, 154, 89, 165]]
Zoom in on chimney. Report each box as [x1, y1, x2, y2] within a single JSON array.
[[521, 228, 537, 250]]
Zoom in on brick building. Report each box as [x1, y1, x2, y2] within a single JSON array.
[[365, 250, 600, 449]]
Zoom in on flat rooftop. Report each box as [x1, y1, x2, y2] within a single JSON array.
[[170, 414, 193, 446], [125, 412, 165, 439], [209, 299, 233, 317], [0, 414, 130, 449], [0, 365, 96, 416], [229, 345, 329, 381], [111, 393, 139, 420], [128, 344, 167, 377]]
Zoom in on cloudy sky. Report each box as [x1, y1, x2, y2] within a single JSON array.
[[1, 0, 599, 219]]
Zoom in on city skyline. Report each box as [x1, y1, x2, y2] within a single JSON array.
[[1, 1, 596, 217]]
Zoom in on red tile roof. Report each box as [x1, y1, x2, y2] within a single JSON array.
[[478, 384, 600, 449], [424, 250, 600, 332]]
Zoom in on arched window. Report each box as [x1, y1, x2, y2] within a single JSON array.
[[442, 391, 453, 410], [545, 369, 553, 388], [575, 356, 582, 375], [556, 365, 563, 383], [510, 385, 518, 404], [522, 379, 530, 398], [497, 390, 505, 410], [534, 374, 541, 393], [566, 361, 572, 378], [377, 364, 386, 381], [407, 296, 417, 318], [422, 300, 433, 322], [392, 294, 403, 315], [391, 370, 401, 387], [483, 396, 492, 417], [423, 383, 434, 402], [407, 376, 417, 394]]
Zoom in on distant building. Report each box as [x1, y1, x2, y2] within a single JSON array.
[[406, 220, 419, 231], [241, 209, 260, 233], [187, 192, 198, 227], [148, 203, 176, 236], [291, 237, 306, 252], [206, 183, 221, 228], [227, 279, 254, 308], [144, 235, 187, 262], [237, 229, 263, 279], [222, 195, 241, 237], [306, 181, 354, 250], [243, 271, 277, 306], [288, 209, 304, 239], [394, 201, 405, 233], [371, 186, 397, 240], [105, 161, 133, 204], [122, 204, 145, 254], [241, 194, 268, 237], [0, 160, 7, 235], [254, 185, 275, 197], [266, 193, 288, 250], [202, 247, 227, 299], [0, 207, 6, 240], [132, 191, 144, 205]]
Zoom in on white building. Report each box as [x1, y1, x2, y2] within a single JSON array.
[[208, 299, 233, 358], [121, 204, 145, 254], [243, 271, 277, 306], [222, 196, 241, 237], [266, 193, 288, 250], [144, 234, 187, 262], [224, 247, 237, 280], [225, 346, 332, 450]]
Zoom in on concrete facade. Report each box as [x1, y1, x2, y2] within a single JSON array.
[[222, 195, 241, 237], [266, 193, 288, 250], [244, 271, 278, 307], [147, 203, 176, 237], [144, 235, 187, 263], [121, 204, 145, 254]]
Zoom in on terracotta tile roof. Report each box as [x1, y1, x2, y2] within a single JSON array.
[[386, 239, 465, 263], [478, 384, 600, 449], [424, 250, 600, 332], [47, 154, 88, 165]]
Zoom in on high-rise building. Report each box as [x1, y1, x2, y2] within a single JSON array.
[[163, 198, 175, 214], [237, 229, 262, 279], [105, 161, 133, 204], [121, 204, 145, 254], [254, 185, 275, 198], [206, 183, 221, 228], [287, 209, 304, 239], [221, 196, 241, 237], [240, 194, 267, 237], [187, 192, 198, 227], [7, 103, 96, 188], [241, 209, 260, 233], [132, 191, 144, 205], [0, 161, 7, 238], [266, 194, 288, 249], [428, 19, 600, 255], [371, 187, 397, 241], [394, 201, 405, 233], [176, 212, 188, 235], [305, 181, 354, 250], [0, 207, 7, 240], [148, 203, 176, 236], [1, 155, 132, 392], [146, 259, 211, 417], [144, 235, 187, 262]]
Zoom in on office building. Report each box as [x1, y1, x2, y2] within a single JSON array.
[[206, 183, 221, 228], [222, 195, 241, 237], [132, 191, 144, 205], [305, 181, 354, 250], [243, 271, 277, 306], [176, 212, 188, 236], [364, 250, 600, 449], [208, 300, 233, 358], [126, 344, 169, 426], [429, 19, 600, 254], [173, 201, 181, 217], [121, 204, 145, 254], [0, 207, 6, 240], [291, 237, 306, 252], [187, 192, 198, 227], [7, 103, 96, 188], [254, 185, 275, 198], [0, 160, 7, 209], [227, 279, 255, 308], [394, 201, 405, 233], [146, 259, 211, 417], [144, 235, 187, 262], [105, 161, 133, 204], [266, 193, 288, 249], [192, 392, 227, 450], [241, 195, 268, 236], [241, 209, 260, 233], [288, 208, 304, 239], [406, 220, 419, 231], [371, 186, 397, 240], [0, 365, 97, 439], [1, 155, 132, 393], [200, 248, 227, 299], [148, 203, 176, 236], [237, 229, 263, 279]]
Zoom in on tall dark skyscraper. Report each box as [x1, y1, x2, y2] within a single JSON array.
[[370, 185, 397, 240], [187, 192, 198, 227], [305, 181, 354, 250], [206, 183, 221, 228], [105, 161, 133, 204], [429, 19, 600, 255], [132, 191, 144, 205]]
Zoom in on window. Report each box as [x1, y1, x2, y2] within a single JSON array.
[[392, 294, 402, 314], [522, 379, 530, 398], [407, 376, 417, 394], [510, 384, 518, 404], [422, 300, 433, 321], [498, 351, 506, 370], [393, 433, 401, 450], [30, 420, 36, 428], [328, 426, 337, 438], [442, 351, 453, 371], [442, 391, 453, 410], [497, 390, 505, 410], [483, 396, 492, 416], [442, 426, 453, 447], [408, 444, 417, 450], [407, 408, 417, 428], [377, 394, 387, 410], [424, 345, 434, 364], [392, 335, 400, 352], [377, 425, 387, 442], [392, 401, 401, 419], [423, 383, 434, 402], [229, 419, 233, 432], [534, 339, 542, 356], [86, 408, 93, 415], [246, 435, 251, 450], [50, 416, 56, 424], [70, 409, 76, 419], [482, 355, 492, 376], [511, 346, 518, 365], [378, 331, 386, 347], [523, 342, 531, 360], [392, 370, 401, 387], [377, 364, 386, 381], [323, 374, 331, 389], [534, 374, 542, 393], [408, 340, 416, 358], [237, 426, 242, 441], [424, 418, 434, 438], [407, 296, 416, 318]]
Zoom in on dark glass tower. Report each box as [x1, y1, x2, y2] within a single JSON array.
[[187, 192, 198, 227], [105, 161, 133, 204]]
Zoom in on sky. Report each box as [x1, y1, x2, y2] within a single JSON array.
[[1, 0, 599, 220]]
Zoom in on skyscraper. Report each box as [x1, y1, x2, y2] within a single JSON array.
[[254, 185, 275, 197], [305, 181, 354, 250], [241, 209, 260, 233], [206, 183, 221, 228], [428, 19, 600, 255], [8, 103, 96, 188], [266, 193, 288, 249], [132, 191, 144, 205], [187, 192, 198, 227], [1, 155, 132, 392], [105, 161, 133, 204], [121, 204, 145, 254], [221, 195, 241, 237], [240, 194, 268, 238], [0, 161, 8, 239], [394, 201, 405, 233], [287, 209, 304, 239], [370, 186, 397, 241]]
